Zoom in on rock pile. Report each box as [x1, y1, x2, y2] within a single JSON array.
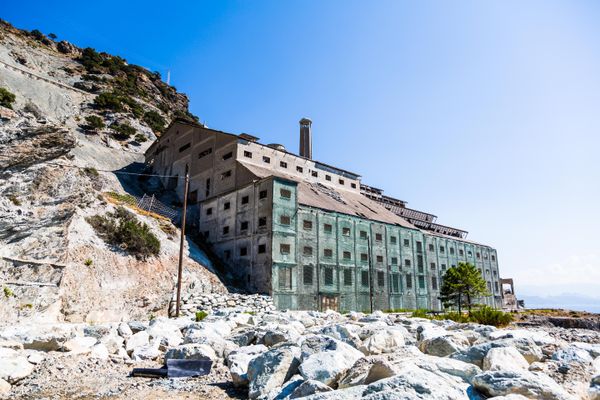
[[171, 292, 275, 316], [1, 310, 599, 399]]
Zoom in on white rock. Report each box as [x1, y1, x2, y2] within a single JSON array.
[[552, 346, 594, 364], [419, 333, 469, 357], [146, 317, 183, 347], [27, 352, 45, 364], [483, 347, 530, 372], [125, 331, 149, 353], [100, 334, 125, 354], [62, 336, 97, 355], [299, 344, 364, 387], [0, 355, 34, 384], [165, 343, 217, 362], [359, 328, 404, 355], [472, 370, 575, 400], [0, 324, 74, 351], [117, 322, 133, 338], [131, 340, 161, 362], [0, 378, 10, 394], [289, 379, 333, 398], [90, 344, 110, 360], [247, 345, 301, 399], [488, 329, 555, 346], [226, 344, 268, 387]]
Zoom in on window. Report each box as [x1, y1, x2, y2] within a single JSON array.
[[418, 276, 425, 289], [476, 252, 481, 259], [375, 233, 383, 241], [325, 175, 331, 181], [243, 151, 252, 158], [221, 170, 232, 179], [406, 274, 413, 289], [303, 266, 313, 285], [344, 269, 352, 286], [324, 267, 334, 285], [450, 247, 455, 255], [339, 179, 345, 185], [279, 267, 292, 290], [416, 241, 423, 253], [224, 202, 230, 210], [391, 257, 398, 265], [404, 239, 410, 247], [459, 249, 464, 256], [302, 220, 313, 230], [178, 143, 191, 153], [377, 271, 385, 287], [222, 152, 233, 160], [241, 195, 249, 205], [487, 281, 492, 291], [485, 269, 490, 276], [258, 244, 266, 254], [493, 270, 497, 277], [361, 271, 369, 287], [259, 190, 267, 199], [432, 277, 438, 290], [296, 166, 303, 173], [392, 273, 400, 293], [430, 262, 436, 270], [342, 227, 351, 236], [280, 161, 287, 168], [360, 231, 367, 240], [468, 251, 472, 257], [206, 207, 213, 216], [240, 247, 248, 256], [280, 189, 291, 199], [494, 281, 499, 292], [484, 253, 488, 259], [280, 244, 291, 254], [441, 263, 446, 270], [258, 217, 267, 227], [360, 253, 368, 262], [324, 224, 333, 233], [390, 236, 397, 244], [405, 259, 411, 267], [240, 221, 248, 231], [440, 246, 445, 253], [343, 251, 351, 260], [324, 248, 333, 258], [303, 246, 313, 256], [376, 255, 384, 263], [417, 255, 424, 271], [311, 171, 318, 177], [224, 250, 231, 260], [451, 264, 456, 268], [351, 183, 357, 189], [198, 147, 212, 158], [222, 226, 229, 235], [491, 255, 496, 262], [428, 244, 435, 251], [262, 156, 270, 163], [280, 215, 291, 225]]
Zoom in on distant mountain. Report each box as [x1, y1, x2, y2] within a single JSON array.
[[520, 293, 600, 313]]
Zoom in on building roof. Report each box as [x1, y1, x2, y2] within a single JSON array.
[[238, 161, 416, 229]]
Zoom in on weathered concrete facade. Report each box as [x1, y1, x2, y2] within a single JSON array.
[[146, 119, 503, 311]]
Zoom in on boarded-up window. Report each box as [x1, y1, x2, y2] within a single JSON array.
[[303, 220, 313, 230], [324, 249, 333, 258], [344, 269, 352, 286], [324, 267, 334, 285], [280, 215, 291, 225], [361, 271, 369, 287], [343, 251, 351, 260], [406, 274, 413, 289], [303, 266, 313, 285], [279, 267, 292, 290], [377, 271, 385, 287], [280, 189, 291, 199], [280, 244, 291, 254]]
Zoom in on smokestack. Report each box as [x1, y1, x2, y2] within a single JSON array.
[[299, 118, 312, 159]]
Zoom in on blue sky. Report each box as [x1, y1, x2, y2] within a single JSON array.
[[3, 1, 599, 300]]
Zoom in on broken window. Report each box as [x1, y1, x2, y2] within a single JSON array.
[[324, 224, 333, 233], [377, 271, 385, 287], [344, 269, 352, 286], [240, 247, 248, 256], [361, 271, 369, 287], [222, 152, 233, 160], [206, 207, 213, 216], [240, 221, 248, 231], [258, 244, 266, 254], [406, 274, 412, 289], [343, 251, 351, 260], [279, 267, 292, 290], [468, 251, 472, 257], [303, 246, 313, 256], [296, 166, 304, 173], [280, 244, 291, 254], [342, 227, 351, 236], [241, 195, 249, 205], [224, 202, 230, 210], [432, 277, 438, 290], [375, 233, 382, 241], [198, 147, 212, 158], [243, 151, 252, 158], [280, 215, 291, 225], [259, 190, 267, 199], [324, 267, 334, 285], [263, 156, 270, 163], [258, 216, 267, 227], [222, 226, 229, 235], [280, 189, 291, 199], [360, 253, 368, 262], [179, 143, 191, 153], [324, 248, 333, 258], [303, 266, 313, 285], [221, 170, 232, 180], [303, 220, 313, 230]]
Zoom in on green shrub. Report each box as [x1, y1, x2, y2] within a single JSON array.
[[434, 311, 471, 323], [94, 92, 124, 111], [105, 191, 137, 206], [470, 306, 513, 327], [84, 258, 93, 266], [411, 309, 428, 318], [110, 122, 136, 139], [83, 167, 99, 178], [85, 115, 105, 131], [86, 206, 160, 259], [48, 33, 57, 40], [143, 110, 166, 133], [384, 308, 411, 313], [3, 287, 14, 298], [7, 194, 21, 206], [134, 133, 147, 143], [0, 87, 16, 109], [30, 29, 45, 41], [195, 311, 208, 321]]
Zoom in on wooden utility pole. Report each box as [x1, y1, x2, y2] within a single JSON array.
[[175, 172, 190, 318], [367, 236, 374, 313]]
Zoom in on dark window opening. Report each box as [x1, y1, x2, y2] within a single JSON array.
[[222, 226, 229, 235], [263, 156, 270, 163], [303, 246, 313, 256], [303, 220, 313, 230], [360, 231, 367, 239], [258, 216, 267, 227], [296, 166, 303, 173], [343, 251, 351, 260], [280, 189, 292, 199], [418, 275, 425, 289], [303, 266, 313, 285], [222, 152, 233, 160], [198, 147, 212, 158], [406, 274, 413, 289], [361, 271, 369, 287], [243, 151, 252, 158], [240, 221, 248, 231], [325, 175, 331, 181], [280, 215, 291, 225], [375, 233, 383, 241], [339, 179, 345, 185], [280, 161, 287, 168], [361, 253, 368, 262], [224, 202, 230, 210], [376, 255, 384, 263], [432, 277, 438, 290], [221, 170, 232, 179], [344, 269, 352, 286], [241, 195, 249, 205], [390, 236, 397, 244], [240, 247, 248, 256], [324, 267, 334, 285], [259, 190, 267, 199], [342, 227, 351, 236], [391, 257, 398, 265], [179, 143, 191, 153], [280, 244, 291, 254], [311, 171, 318, 177], [206, 207, 212, 216], [404, 239, 410, 247], [324, 248, 333, 258], [279, 267, 292, 290], [258, 244, 266, 254], [324, 224, 333, 233], [377, 271, 385, 287]]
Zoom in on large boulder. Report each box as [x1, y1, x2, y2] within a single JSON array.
[[358, 328, 405, 355], [247, 345, 301, 399], [552, 346, 594, 364], [183, 329, 238, 358], [299, 342, 364, 387], [164, 343, 217, 362], [289, 379, 333, 398], [225, 344, 268, 387], [146, 317, 183, 347], [472, 370, 575, 400], [590, 374, 600, 400], [318, 324, 362, 348], [483, 347, 530, 372], [419, 333, 470, 357], [125, 331, 149, 353], [0, 352, 34, 384], [131, 340, 161, 362], [0, 324, 75, 351], [62, 336, 97, 355], [452, 337, 542, 367], [0, 378, 10, 394], [488, 329, 555, 346]]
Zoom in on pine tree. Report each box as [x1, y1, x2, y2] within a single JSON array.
[[439, 262, 490, 314]]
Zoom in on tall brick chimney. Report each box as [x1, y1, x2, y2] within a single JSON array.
[[299, 118, 312, 159]]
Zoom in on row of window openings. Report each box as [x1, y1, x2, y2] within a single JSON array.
[[426, 243, 495, 261], [243, 150, 357, 188]]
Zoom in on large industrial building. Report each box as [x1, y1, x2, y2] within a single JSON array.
[[145, 118, 502, 312]]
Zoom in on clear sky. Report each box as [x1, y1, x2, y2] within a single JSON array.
[[3, 1, 599, 300]]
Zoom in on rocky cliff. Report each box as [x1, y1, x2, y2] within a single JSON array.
[[0, 20, 225, 325]]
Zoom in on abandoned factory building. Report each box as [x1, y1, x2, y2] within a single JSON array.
[[145, 118, 503, 312]]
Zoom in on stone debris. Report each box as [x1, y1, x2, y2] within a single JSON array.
[[0, 309, 597, 399]]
